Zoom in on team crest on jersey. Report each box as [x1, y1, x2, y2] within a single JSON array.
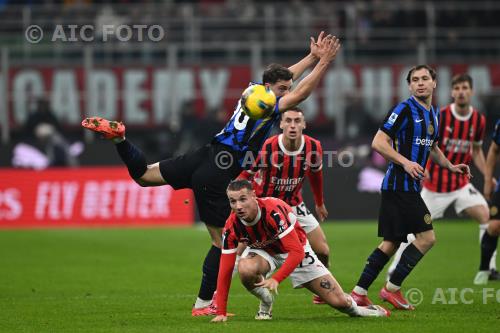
[[388, 112, 398, 125], [424, 214, 432, 224], [491, 206, 498, 217], [428, 124, 434, 135]]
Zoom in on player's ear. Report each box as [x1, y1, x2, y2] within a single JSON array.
[[433, 81, 437, 89]]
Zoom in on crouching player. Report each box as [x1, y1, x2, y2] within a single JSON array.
[[211, 180, 390, 323]]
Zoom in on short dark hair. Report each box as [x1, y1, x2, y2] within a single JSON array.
[[406, 65, 437, 84], [451, 73, 473, 89], [282, 107, 304, 115], [227, 179, 253, 192], [262, 64, 293, 84]]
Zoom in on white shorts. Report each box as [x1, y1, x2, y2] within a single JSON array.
[[242, 242, 330, 288], [421, 183, 488, 219], [292, 202, 319, 234]]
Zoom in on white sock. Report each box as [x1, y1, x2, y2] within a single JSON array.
[[480, 224, 487, 241], [251, 287, 273, 313], [386, 281, 400, 292], [490, 250, 497, 271], [194, 297, 211, 309], [479, 224, 497, 270], [340, 294, 383, 317], [353, 286, 368, 295]]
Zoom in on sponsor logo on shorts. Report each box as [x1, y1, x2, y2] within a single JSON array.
[[424, 214, 432, 224]]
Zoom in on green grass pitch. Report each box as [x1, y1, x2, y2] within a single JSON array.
[[0, 220, 499, 333]]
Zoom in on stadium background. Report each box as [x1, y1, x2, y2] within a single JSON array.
[[0, 0, 499, 223]]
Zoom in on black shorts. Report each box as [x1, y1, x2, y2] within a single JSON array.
[[159, 143, 242, 227], [378, 191, 433, 242], [490, 190, 500, 219]]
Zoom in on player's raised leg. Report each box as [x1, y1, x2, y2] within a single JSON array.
[[82, 117, 167, 186]]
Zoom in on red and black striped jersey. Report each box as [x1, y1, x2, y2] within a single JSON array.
[[424, 103, 486, 193], [221, 197, 307, 256], [248, 134, 323, 206]]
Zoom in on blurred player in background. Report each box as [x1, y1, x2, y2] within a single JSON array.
[[350, 65, 470, 310], [238, 107, 330, 304], [211, 180, 389, 323], [476, 120, 500, 284], [81, 32, 341, 316], [387, 73, 499, 282]]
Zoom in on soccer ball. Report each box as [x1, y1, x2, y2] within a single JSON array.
[[241, 85, 277, 120]]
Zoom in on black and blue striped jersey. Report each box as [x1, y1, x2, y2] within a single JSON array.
[[213, 82, 281, 166], [379, 96, 440, 192]]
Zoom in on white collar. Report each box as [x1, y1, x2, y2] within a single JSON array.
[[450, 103, 473, 121], [239, 206, 261, 226], [278, 134, 304, 156]]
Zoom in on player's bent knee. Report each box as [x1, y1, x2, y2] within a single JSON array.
[[490, 221, 500, 235], [238, 259, 260, 280]]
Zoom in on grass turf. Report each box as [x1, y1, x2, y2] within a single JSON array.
[[0, 220, 499, 332]]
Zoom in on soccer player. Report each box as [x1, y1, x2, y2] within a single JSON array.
[[81, 32, 341, 316], [387, 73, 498, 281], [350, 65, 471, 310], [238, 107, 330, 304], [476, 120, 500, 284], [211, 180, 390, 323]]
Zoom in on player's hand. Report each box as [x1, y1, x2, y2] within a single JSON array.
[[211, 315, 227, 323], [315, 204, 328, 222], [317, 36, 341, 63], [449, 163, 471, 178], [310, 31, 332, 59], [403, 161, 425, 180], [484, 177, 495, 201], [255, 277, 279, 295]]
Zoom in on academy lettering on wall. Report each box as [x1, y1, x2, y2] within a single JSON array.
[[3, 64, 497, 128]]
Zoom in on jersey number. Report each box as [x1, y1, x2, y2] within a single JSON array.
[[298, 251, 316, 268], [233, 104, 250, 130]]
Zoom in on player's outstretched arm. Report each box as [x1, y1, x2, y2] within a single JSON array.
[[372, 130, 424, 180], [288, 31, 331, 81], [278, 36, 341, 112], [484, 141, 500, 200], [430, 143, 471, 178]]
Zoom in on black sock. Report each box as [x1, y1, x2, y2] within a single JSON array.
[[356, 248, 390, 290], [198, 245, 221, 301], [389, 243, 424, 287], [115, 140, 148, 179], [480, 230, 499, 271]]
